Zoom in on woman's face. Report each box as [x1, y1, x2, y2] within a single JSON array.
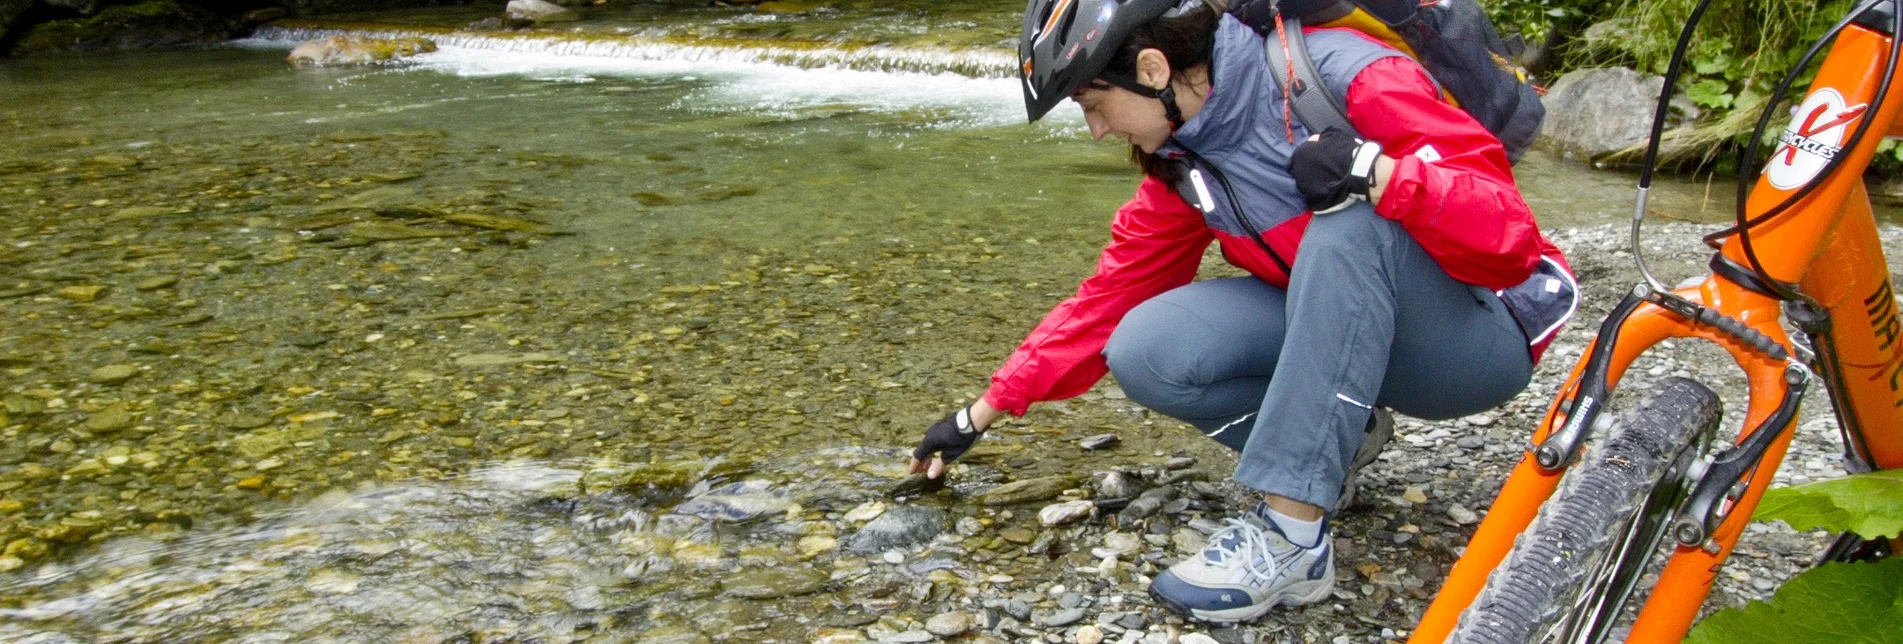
[[1072, 84, 1173, 154]]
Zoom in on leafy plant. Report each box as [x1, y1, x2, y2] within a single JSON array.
[[1684, 470, 1903, 643]]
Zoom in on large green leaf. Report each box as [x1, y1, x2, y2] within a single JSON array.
[[1685, 559, 1903, 644], [1753, 470, 1903, 539]]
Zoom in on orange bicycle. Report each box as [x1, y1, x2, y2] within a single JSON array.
[[1403, 0, 1903, 642]]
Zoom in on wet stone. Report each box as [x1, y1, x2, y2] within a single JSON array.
[[134, 276, 178, 291], [674, 480, 792, 522], [721, 567, 828, 599], [999, 527, 1037, 545], [220, 413, 273, 430], [976, 475, 1082, 506], [926, 611, 975, 637], [885, 473, 947, 498], [1098, 471, 1145, 500], [88, 364, 140, 385], [1164, 457, 1197, 470], [1079, 433, 1119, 451], [1038, 500, 1093, 527], [1456, 436, 1487, 450], [1041, 608, 1086, 627], [85, 404, 134, 433], [845, 505, 945, 554]]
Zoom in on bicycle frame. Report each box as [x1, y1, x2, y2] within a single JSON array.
[[1411, 8, 1903, 643]]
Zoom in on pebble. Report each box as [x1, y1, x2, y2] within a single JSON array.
[[1076, 625, 1104, 644], [88, 364, 140, 385], [1456, 436, 1487, 449], [85, 405, 134, 433], [1095, 532, 1142, 557], [1402, 487, 1429, 504], [977, 475, 1082, 506], [1000, 527, 1037, 544], [1041, 607, 1086, 627], [1039, 501, 1094, 527], [1446, 504, 1480, 525], [925, 611, 974, 637], [881, 551, 905, 564], [1079, 434, 1120, 451], [1179, 635, 1219, 644], [1164, 457, 1196, 470], [956, 516, 985, 536], [843, 500, 886, 523]]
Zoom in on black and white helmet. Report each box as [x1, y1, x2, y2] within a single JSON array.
[[1018, 0, 1197, 122]]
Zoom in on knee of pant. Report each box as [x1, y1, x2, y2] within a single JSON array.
[[1106, 308, 1203, 406], [1299, 206, 1392, 258]]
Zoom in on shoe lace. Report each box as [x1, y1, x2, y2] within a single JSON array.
[[1202, 518, 1283, 585]]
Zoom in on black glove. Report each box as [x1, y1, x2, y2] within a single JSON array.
[[912, 406, 984, 467], [1290, 127, 1383, 214]]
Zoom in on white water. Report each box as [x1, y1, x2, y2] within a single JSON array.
[[241, 26, 1087, 129]]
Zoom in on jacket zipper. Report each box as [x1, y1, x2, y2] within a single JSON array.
[[1175, 143, 1293, 276]]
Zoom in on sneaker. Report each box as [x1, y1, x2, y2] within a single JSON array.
[[1148, 504, 1335, 623], [1337, 408, 1393, 513]]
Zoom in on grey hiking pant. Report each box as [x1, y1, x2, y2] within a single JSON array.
[[1103, 204, 1533, 511]]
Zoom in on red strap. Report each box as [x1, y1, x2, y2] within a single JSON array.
[[1274, 13, 1297, 143]]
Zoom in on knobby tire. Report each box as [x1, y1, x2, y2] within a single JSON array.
[[1448, 377, 1724, 644]]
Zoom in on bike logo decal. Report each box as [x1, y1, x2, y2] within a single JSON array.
[[1765, 88, 1869, 190]]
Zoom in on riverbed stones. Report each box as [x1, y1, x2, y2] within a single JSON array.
[[975, 475, 1082, 506], [845, 505, 945, 554], [721, 567, 827, 599], [288, 36, 437, 67], [1038, 500, 1093, 527]]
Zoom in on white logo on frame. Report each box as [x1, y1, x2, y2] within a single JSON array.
[[1765, 88, 1869, 190]]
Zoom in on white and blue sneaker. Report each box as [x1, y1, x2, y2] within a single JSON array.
[[1148, 504, 1335, 623]]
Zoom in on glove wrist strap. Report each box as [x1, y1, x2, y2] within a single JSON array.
[[1345, 140, 1382, 197]]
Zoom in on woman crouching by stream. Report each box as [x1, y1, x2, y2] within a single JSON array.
[[906, 0, 1580, 625]]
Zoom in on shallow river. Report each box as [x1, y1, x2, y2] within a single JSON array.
[[0, 4, 1894, 642]]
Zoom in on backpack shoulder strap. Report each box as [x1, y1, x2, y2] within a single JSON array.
[[1262, 15, 1359, 138]]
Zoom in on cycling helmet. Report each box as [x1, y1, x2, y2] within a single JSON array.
[[1018, 0, 1203, 123]]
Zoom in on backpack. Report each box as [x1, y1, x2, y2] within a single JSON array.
[[1230, 0, 1545, 162]]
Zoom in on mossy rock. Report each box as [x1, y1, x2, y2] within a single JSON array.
[[12, 1, 235, 56]]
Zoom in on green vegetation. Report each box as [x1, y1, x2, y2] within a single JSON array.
[[1684, 470, 1903, 643]]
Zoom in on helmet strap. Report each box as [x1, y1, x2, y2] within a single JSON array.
[[1096, 71, 1187, 130]]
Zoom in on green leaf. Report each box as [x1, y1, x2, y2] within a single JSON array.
[[1686, 79, 1735, 110], [1754, 470, 1903, 539], [1685, 559, 1903, 644]]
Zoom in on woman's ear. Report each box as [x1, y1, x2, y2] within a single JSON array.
[[1134, 48, 1172, 91]]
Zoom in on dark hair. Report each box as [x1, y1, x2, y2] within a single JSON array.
[[1095, 3, 1222, 183]]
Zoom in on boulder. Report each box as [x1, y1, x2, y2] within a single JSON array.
[[12, 1, 236, 55], [505, 0, 578, 24], [1538, 67, 1695, 162], [845, 505, 945, 554], [288, 35, 437, 67]]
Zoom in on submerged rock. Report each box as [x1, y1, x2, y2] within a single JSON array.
[[721, 567, 828, 599], [289, 35, 437, 67], [974, 475, 1082, 506], [673, 480, 792, 522], [845, 505, 944, 554], [884, 473, 946, 498]]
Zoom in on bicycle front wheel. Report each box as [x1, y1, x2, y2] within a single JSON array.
[[1448, 377, 1724, 644]]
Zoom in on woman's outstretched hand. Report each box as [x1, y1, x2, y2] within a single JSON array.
[[907, 398, 1003, 479]]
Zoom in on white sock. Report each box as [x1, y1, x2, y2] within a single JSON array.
[[1265, 507, 1324, 550]]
